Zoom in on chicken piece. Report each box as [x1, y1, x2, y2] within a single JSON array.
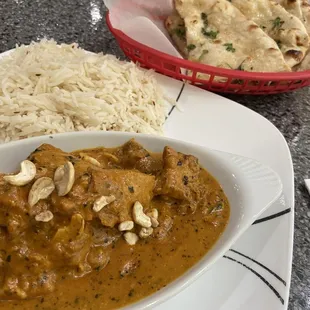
[[2, 272, 56, 299], [49, 158, 155, 227], [155, 147, 211, 210], [0, 182, 29, 214], [118, 139, 150, 168], [27, 144, 104, 179], [0, 247, 56, 299], [89, 169, 155, 227], [134, 155, 163, 176], [116, 139, 163, 175], [27, 144, 73, 178]]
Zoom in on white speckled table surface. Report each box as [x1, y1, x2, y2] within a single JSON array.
[[0, 1, 309, 309]]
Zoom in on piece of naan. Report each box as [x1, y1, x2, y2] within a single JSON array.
[[165, 12, 188, 57], [173, 0, 291, 73], [230, 0, 310, 67], [277, 0, 310, 35], [296, 49, 310, 70]]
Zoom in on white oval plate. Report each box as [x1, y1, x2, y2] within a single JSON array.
[[0, 50, 294, 310], [0, 131, 283, 309]]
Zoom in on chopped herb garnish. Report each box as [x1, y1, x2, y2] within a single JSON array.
[[128, 186, 134, 193], [201, 12, 208, 26], [223, 43, 236, 52], [271, 17, 284, 30], [201, 28, 218, 39], [211, 202, 224, 213], [6, 255, 11, 262], [187, 44, 196, 51], [175, 28, 186, 39]]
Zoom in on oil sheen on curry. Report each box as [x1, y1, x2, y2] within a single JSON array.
[[0, 139, 229, 309]]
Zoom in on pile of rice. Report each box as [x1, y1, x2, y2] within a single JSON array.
[[0, 39, 173, 143]]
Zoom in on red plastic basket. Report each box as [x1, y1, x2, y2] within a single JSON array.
[[106, 12, 310, 95]]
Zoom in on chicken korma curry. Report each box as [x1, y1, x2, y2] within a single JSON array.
[[0, 139, 229, 309]]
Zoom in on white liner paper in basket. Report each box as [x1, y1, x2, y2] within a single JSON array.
[[104, 0, 184, 59]]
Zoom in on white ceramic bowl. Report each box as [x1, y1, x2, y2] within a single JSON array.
[[0, 131, 283, 309]]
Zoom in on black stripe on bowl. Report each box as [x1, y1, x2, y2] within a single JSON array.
[[223, 255, 284, 305], [229, 249, 286, 286], [253, 208, 291, 225]]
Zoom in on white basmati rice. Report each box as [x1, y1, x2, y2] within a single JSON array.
[[0, 39, 174, 143]]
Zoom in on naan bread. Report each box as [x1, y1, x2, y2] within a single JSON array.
[[296, 54, 310, 70], [277, 0, 310, 35], [230, 0, 310, 67], [296, 49, 310, 70], [165, 13, 188, 57], [174, 0, 290, 72], [300, 0, 310, 33]]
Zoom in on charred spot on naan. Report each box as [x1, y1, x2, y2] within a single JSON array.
[[248, 24, 260, 31], [296, 35, 307, 46], [285, 49, 304, 61], [268, 47, 281, 52]]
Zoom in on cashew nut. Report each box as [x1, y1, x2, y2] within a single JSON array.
[[80, 153, 101, 167], [102, 152, 119, 163], [54, 161, 75, 196], [132, 201, 151, 228], [35, 210, 54, 222], [3, 160, 36, 186], [139, 227, 154, 239], [150, 218, 159, 228], [14, 287, 27, 299], [93, 195, 115, 212], [146, 209, 159, 228], [124, 232, 139, 245], [28, 177, 55, 207], [118, 220, 134, 232]]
